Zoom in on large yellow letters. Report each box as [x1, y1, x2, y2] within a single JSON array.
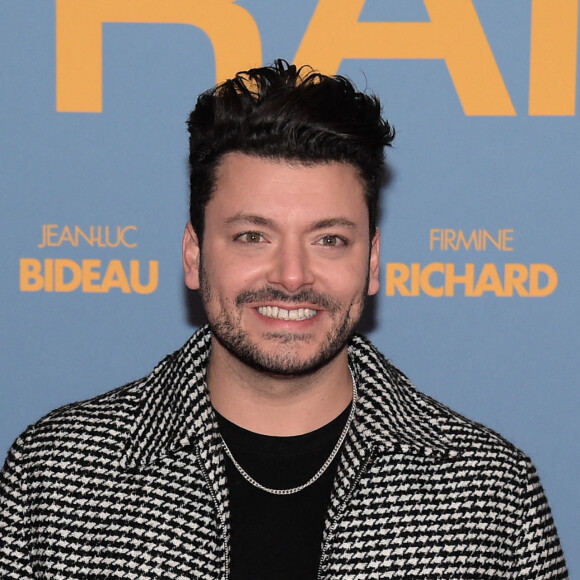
[[295, 0, 515, 115], [529, 0, 578, 115], [55, 0, 578, 116], [56, 0, 261, 112]]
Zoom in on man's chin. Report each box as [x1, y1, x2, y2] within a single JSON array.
[[221, 338, 347, 377], [261, 331, 313, 345], [208, 314, 355, 377]]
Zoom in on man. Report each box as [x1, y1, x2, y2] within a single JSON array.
[[1, 61, 568, 578]]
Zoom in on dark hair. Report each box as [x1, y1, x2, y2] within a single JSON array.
[[186, 60, 395, 242]]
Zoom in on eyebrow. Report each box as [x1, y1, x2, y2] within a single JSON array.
[[225, 214, 357, 231], [309, 218, 357, 230], [225, 214, 275, 227]]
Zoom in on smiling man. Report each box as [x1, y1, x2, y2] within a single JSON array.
[[183, 154, 378, 436], [0, 61, 568, 579]]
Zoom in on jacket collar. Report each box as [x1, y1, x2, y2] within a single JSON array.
[[121, 327, 214, 470], [347, 333, 458, 458], [122, 326, 457, 470]]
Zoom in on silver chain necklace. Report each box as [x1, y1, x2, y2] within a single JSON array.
[[219, 366, 357, 496]]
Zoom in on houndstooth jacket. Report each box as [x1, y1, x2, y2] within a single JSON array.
[[1, 326, 569, 579]]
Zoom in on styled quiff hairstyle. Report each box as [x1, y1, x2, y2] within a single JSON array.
[[187, 60, 395, 243]]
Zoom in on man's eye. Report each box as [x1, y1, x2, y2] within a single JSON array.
[[236, 232, 265, 243], [317, 235, 345, 247]]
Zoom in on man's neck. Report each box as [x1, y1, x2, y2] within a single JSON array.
[[206, 340, 353, 436]]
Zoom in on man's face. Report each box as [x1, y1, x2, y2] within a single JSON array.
[[183, 152, 380, 376]]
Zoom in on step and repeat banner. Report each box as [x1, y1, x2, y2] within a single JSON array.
[[1, 0, 578, 570]]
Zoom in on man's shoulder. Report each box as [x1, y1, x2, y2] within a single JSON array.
[[6, 327, 213, 475], [412, 384, 527, 462], [350, 334, 528, 467], [11, 369, 155, 470], [7, 345, 183, 469]]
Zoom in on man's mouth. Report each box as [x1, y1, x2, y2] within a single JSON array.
[[257, 306, 318, 321]]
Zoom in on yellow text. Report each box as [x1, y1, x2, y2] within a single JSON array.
[[429, 229, 514, 251], [56, 0, 261, 112], [386, 262, 558, 297], [38, 224, 138, 248], [20, 258, 158, 294], [55, 0, 578, 115]]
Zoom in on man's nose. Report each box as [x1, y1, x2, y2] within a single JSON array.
[[266, 240, 315, 292]]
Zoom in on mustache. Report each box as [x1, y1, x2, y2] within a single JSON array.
[[235, 287, 339, 311]]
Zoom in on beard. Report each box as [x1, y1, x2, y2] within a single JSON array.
[[198, 257, 368, 377]]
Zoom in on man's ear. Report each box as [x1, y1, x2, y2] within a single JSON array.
[[182, 222, 201, 290], [367, 228, 380, 296]]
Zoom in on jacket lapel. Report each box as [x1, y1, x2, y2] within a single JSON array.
[[119, 326, 231, 551], [321, 334, 460, 554]]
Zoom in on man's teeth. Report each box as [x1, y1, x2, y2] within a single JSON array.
[[257, 306, 317, 321]]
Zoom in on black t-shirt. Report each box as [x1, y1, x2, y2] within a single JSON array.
[[215, 404, 351, 580]]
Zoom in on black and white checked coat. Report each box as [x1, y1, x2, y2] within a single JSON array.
[[1, 326, 568, 579]]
